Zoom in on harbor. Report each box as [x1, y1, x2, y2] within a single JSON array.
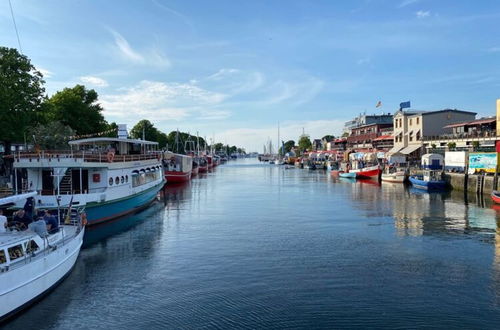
[[3, 159, 500, 329]]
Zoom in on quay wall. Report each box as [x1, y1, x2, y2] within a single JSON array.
[[443, 173, 497, 195]]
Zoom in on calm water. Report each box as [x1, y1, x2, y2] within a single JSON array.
[[5, 159, 500, 329]]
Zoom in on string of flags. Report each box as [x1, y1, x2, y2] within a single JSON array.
[[67, 127, 118, 140]]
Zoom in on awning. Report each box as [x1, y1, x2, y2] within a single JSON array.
[[373, 135, 393, 141], [386, 146, 402, 155], [400, 144, 422, 155]]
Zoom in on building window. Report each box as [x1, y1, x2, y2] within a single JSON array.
[[416, 117, 419, 125], [410, 119, 412, 126]]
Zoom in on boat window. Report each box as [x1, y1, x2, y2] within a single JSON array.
[[126, 175, 129, 183], [109, 178, 113, 186], [26, 240, 39, 253], [115, 177, 120, 185], [8, 244, 24, 261], [121, 176, 125, 184], [0, 250, 6, 264]]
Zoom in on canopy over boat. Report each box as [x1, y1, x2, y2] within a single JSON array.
[[0, 191, 37, 207]]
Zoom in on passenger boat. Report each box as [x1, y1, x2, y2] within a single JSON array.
[[11, 130, 165, 226], [381, 168, 406, 183], [162, 152, 193, 183], [409, 170, 447, 190], [0, 192, 85, 322], [491, 191, 500, 204]]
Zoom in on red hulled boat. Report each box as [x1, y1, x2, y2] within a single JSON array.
[[492, 191, 500, 204], [163, 152, 193, 183], [351, 165, 381, 180]]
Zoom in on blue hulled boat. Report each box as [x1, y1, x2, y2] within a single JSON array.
[[409, 170, 448, 191], [339, 171, 356, 178]]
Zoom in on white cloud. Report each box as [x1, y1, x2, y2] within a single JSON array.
[[217, 120, 345, 153], [100, 80, 227, 126], [399, 0, 419, 8], [486, 47, 500, 53], [38, 67, 53, 78], [416, 10, 430, 19], [198, 110, 232, 120], [80, 76, 109, 87], [109, 29, 171, 68]]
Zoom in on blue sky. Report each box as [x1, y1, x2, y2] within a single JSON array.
[[1, 0, 500, 151]]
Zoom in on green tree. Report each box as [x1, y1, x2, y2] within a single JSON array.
[[472, 141, 480, 151], [279, 140, 295, 154], [31, 121, 75, 150], [322, 135, 335, 142], [0, 47, 46, 153], [213, 142, 224, 152], [130, 120, 160, 142], [447, 142, 456, 150], [45, 84, 107, 135], [298, 135, 312, 152]]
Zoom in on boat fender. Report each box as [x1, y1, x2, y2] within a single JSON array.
[[81, 212, 87, 226], [107, 151, 115, 163]]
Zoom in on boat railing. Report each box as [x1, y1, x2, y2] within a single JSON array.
[[15, 150, 161, 163]]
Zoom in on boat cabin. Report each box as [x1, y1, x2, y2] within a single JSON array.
[[421, 154, 444, 170]]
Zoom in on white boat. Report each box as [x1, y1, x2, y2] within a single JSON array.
[[381, 168, 406, 183], [0, 192, 85, 322], [11, 126, 165, 226]]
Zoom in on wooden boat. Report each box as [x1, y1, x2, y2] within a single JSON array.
[[339, 172, 356, 178], [491, 191, 500, 204], [409, 170, 447, 191], [351, 165, 381, 180]]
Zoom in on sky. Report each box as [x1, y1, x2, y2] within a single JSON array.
[[1, 0, 500, 152]]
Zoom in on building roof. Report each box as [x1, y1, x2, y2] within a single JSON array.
[[372, 135, 393, 141], [443, 117, 495, 129], [396, 108, 477, 117], [69, 137, 159, 145]]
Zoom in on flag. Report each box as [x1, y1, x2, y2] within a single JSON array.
[[400, 101, 411, 109], [375, 101, 382, 108]]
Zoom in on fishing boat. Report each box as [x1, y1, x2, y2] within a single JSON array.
[[339, 171, 356, 178], [491, 191, 500, 204], [198, 157, 208, 173], [351, 165, 381, 180], [381, 167, 406, 183], [191, 159, 199, 176], [162, 152, 193, 183], [11, 126, 165, 226], [409, 170, 448, 191], [0, 192, 85, 322]]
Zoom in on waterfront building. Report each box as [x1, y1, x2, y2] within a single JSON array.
[[422, 117, 496, 152], [346, 122, 393, 151], [343, 113, 393, 135], [389, 109, 477, 161]]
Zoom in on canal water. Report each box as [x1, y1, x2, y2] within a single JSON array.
[[5, 159, 500, 329]]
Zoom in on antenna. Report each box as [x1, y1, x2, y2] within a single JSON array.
[[8, 0, 23, 54]]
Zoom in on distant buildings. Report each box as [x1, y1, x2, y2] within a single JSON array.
[[343, 113, 393, 135]]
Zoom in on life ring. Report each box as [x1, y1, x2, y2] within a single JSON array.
[[107, 151, 115, 163]]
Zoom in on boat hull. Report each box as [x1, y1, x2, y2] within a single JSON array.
[[0, 227, 85, 322], [381, 173, 405, 183], [409, 176, 447, 191], [339, 172, 356, 178], [165, 170, 192, 183], [353, 166, 381, 180], [191, 167, 199, 176], [85, 182, 164, 226], [198, 165, 208, 173], [492, 191, 500, 204]]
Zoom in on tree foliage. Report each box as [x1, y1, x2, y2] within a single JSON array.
[[0, 47, 45, 150], [31, 121, 75, 150], [322, 135, 335, 142], [44, 85, 107, 135], [279, 140, 295, 154], [298, 135, 312, 152]]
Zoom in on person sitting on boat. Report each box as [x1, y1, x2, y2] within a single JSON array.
[[9, 209, 32, 230], [43, 210, 59, 234]]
